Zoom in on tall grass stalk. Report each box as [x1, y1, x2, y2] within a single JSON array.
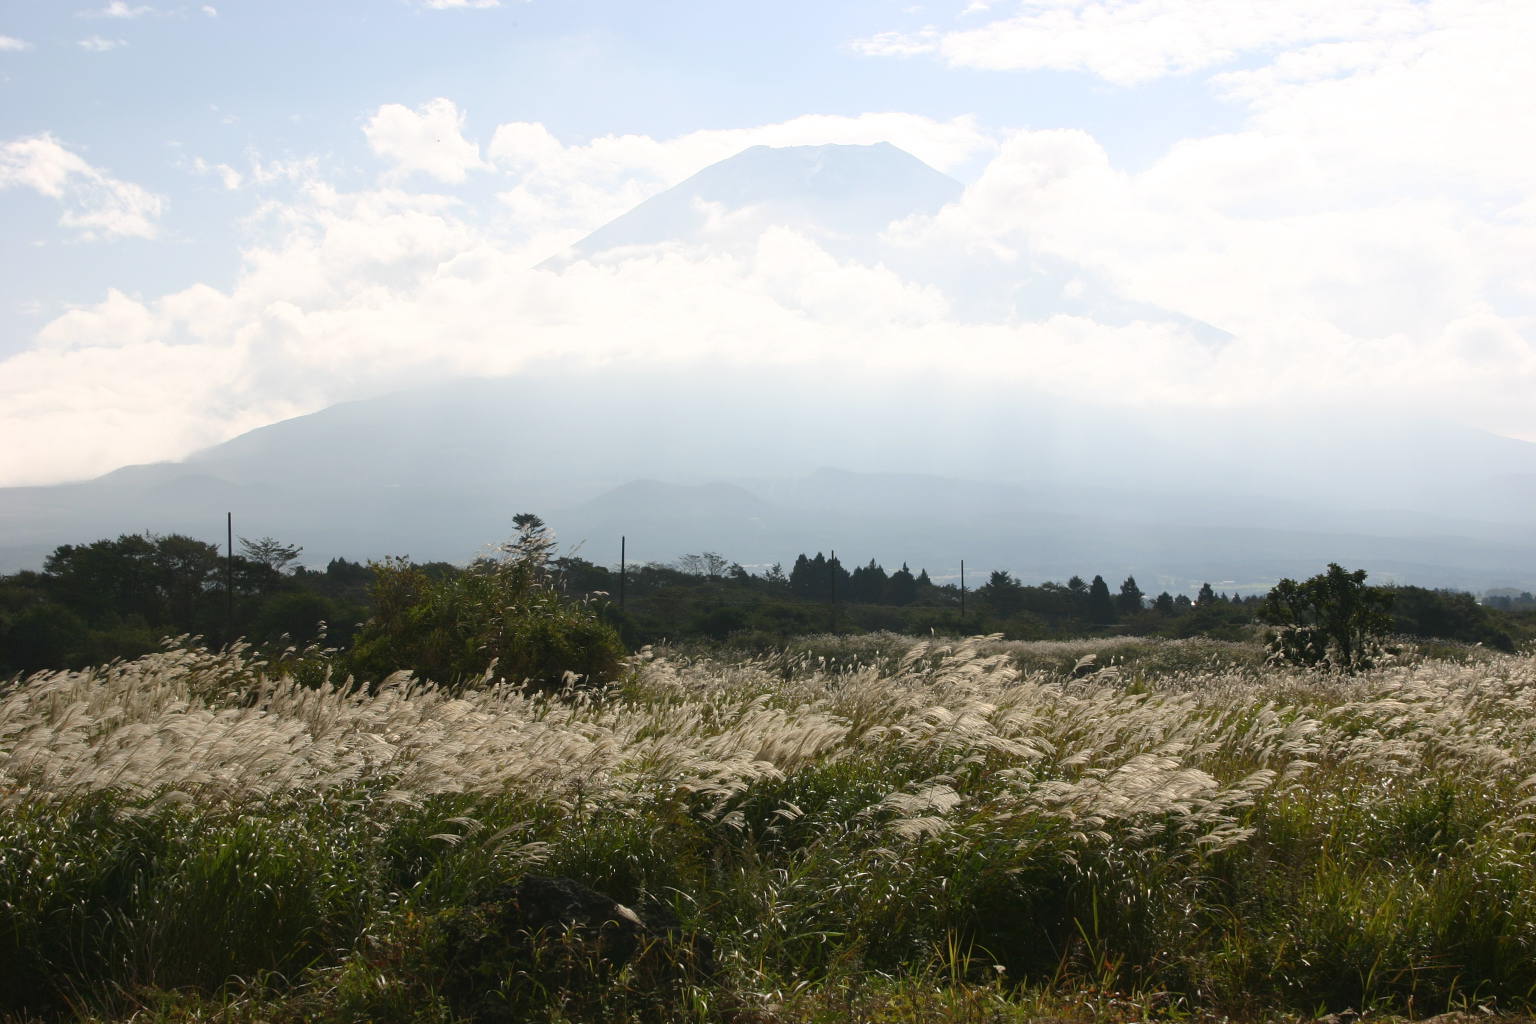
[[4, 637, 1536, 1020]]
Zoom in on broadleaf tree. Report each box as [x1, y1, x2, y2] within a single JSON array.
[[1263, 563, 1393, 672]]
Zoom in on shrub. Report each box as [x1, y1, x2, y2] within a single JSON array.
[[1263, 563, 1392, 672], [347, 516, 625, 690]]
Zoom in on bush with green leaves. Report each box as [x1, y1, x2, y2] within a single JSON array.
[[1263, 563, 1393, 672], [346, 515, 625, 690]]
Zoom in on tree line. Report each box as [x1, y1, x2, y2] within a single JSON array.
[[0, 533, 376, 674], [1, 530, 1528, 678]]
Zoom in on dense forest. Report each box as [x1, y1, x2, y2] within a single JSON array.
[[1, 524, 1530, 678]]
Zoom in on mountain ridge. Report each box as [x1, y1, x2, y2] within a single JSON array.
[[545, 142, 964, 268], [3, 366, 1533, 590], [3, 142, 1532, 589]]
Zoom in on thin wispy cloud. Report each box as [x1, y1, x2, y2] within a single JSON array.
[[0, 134, 164, 241], [851, 28, 942, 59], [78, 36, 127, 52], [852, 0, 1433, 85], [0, 35, 32, 51], [190, 156, 241, 190], [81, 1, 155, 17]]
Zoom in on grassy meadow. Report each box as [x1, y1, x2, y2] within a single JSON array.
[[3, 633, 1536, 1022]]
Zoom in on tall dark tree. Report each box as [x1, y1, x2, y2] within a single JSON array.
[[981, 570, 1026, 617], [1196, 582, 1217, 606], [789, 554, 815, 597], [154, 533, 224, 629], [1117, 576, 1145, 616], [43, 533, 221, 633], [0, 572, 88, 672], [44, 534, 156, 623], [884, 563, 917, 606], [808, 553, 829, 599], [1063, 575, 1084, 614], [827, 553, 850, 599], [1087, 574, 1118, 624], [849, 559, 889, 603], [505, 513, 554, 566], [1263, 563, 1392, 672], [788, 552, 848, 602]]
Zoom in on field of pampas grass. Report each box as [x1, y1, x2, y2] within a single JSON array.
[[4, 635, 1536, 1023]]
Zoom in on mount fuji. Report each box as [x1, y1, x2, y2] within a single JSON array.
[[547, 142, 962, 268], [1, 142, 1532, 591]]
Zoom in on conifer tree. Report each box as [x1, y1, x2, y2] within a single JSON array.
[[1117, 576, 1144, 616], [884, 563, 917, 606], [1088, 575, 1118, 624], [850, 559, 889, 603], [983, 570, 1026, 617], [789, 554, 815, 597]]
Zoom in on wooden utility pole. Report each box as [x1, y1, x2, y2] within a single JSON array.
[[960, 559, 966, 623], [225, 512, 234, 644], [829, 549, 837, 632]]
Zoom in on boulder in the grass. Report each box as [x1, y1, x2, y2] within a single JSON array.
[[428, 875, 713, 1022]]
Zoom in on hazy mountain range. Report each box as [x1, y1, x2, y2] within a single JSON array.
[[3, 143, 1533, 592]]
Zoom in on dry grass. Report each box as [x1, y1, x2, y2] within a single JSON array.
[[5, 636, 1536, 1022], [11, 635, 1530, 823]]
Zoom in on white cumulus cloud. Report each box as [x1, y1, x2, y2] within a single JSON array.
[[364, 97, 488, 184], [0, 134, 164, 239], [2, 150, 1530, 485], [5, 20, 1536, 487]]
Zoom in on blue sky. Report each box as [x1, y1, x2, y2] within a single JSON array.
[[0, 0, 1232, 324], [2, 0, 1533, 485]]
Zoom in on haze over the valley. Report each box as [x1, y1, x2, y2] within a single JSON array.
[[2, 1, 1533, 590]]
